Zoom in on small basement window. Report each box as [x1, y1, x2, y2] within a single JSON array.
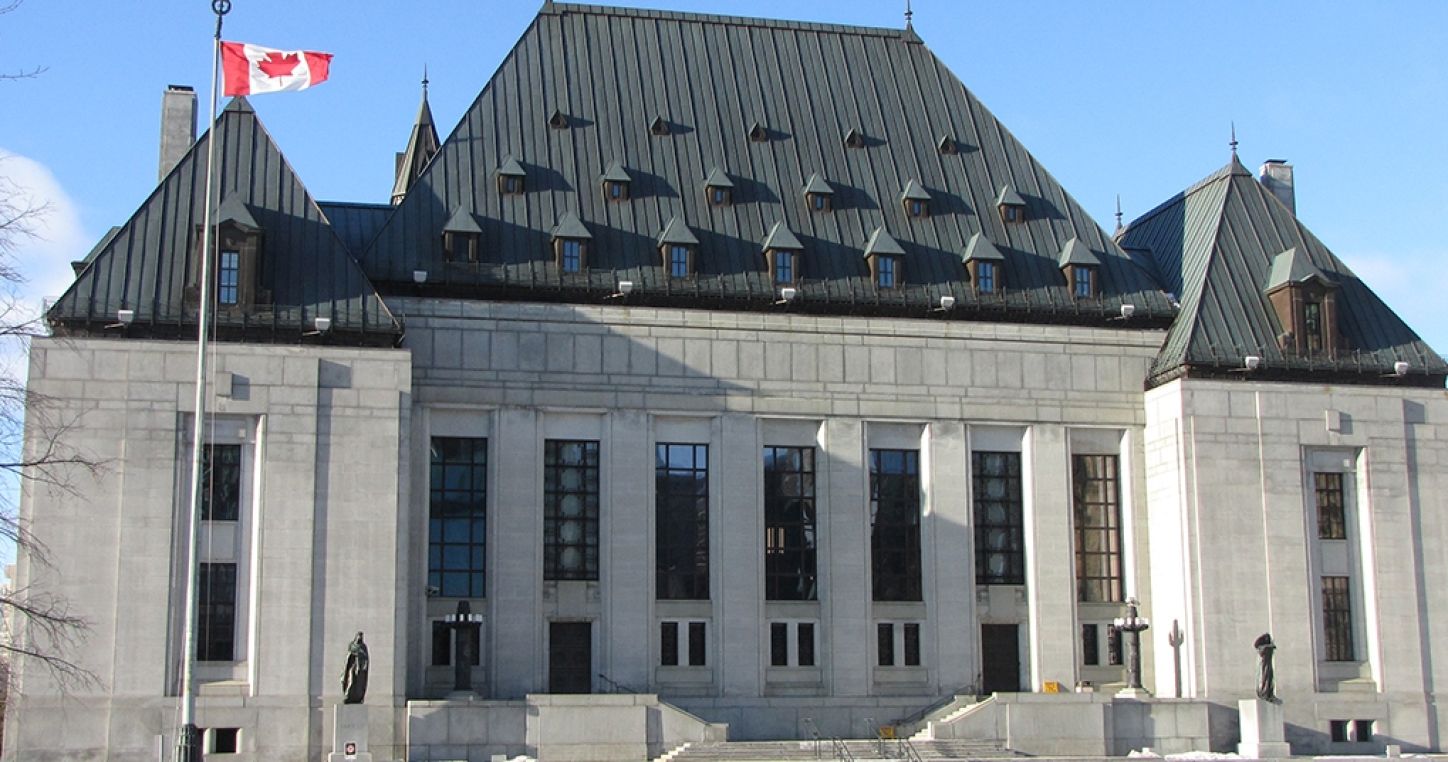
[[210, 727, 240, 754]]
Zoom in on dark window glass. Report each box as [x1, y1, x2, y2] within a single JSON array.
[[904, 623, 921, 666], [212, 728, 239, 754], [1316, 472, 1347, 540], [656, 443, 709, 599], [710, 187, 730, 206], [608, 181, 625, 200], [1305, 301, 1324, 351], [545, 440, 600, 580], [561, 239, 583, 273], [973, 451, 1024, 585], [1354, 720, 1373, 742], [660, 621, 679, 666], [763, 446, 816, 600], [429, 437, 487, 598], [201, 443, 242, 522], [198, 562, 236, 662], [669, 246, 691, 278], [770, 622, 788, 666], [878, 623, 895, 666], [1323, 576, 1355, 661], [1082, 623, 1099, 666], [811, 193, 828, 212], [871, 449, 921, 601], [909, 200, 925, 218], [1330, 720, 1350, 743], [1073, 454, 1123, 602], [977, 261, 995, 293], [877, 256, 897, 288], [503, 176, 521, 194], [1004, 205, 1019, 222], [773, 250, 794, 284], [218, 250, 240, 305], [688, 621, 706, 666], [1107, 624, 1123, 666], [797, 622, 815, 667], [1073, 267, 1094, 298], [432, 621, 452, 666]]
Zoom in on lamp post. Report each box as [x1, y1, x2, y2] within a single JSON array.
[[443, 600, 484, 695], [1113, 598, 1150, 693]]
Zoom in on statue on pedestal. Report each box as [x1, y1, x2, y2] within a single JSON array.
[[343, 632, 370, 704], [1254, 632, 1277, 703]]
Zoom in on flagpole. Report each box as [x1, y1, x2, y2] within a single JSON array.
[[177, 2, 230, 760]]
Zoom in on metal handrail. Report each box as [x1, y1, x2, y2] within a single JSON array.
[[803, 717, 823, 759], [899, 737, 925, 762], [595, 672, 642, 694], [864, 717, 886, 757], [829, 736, 855, 762]]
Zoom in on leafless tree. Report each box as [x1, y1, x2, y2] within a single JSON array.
[[0, 2, 44, 81]]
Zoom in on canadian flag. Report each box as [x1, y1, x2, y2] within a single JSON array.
[[221, 41, 333, 96]]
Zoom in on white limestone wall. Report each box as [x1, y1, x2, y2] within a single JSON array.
[[4, 338, 411, 762], [399, 298, 1162, 738], [1144, 378, 1448, 752]]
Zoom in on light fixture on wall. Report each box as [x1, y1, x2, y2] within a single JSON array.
[[1119, 303, 1135, 319], [775, 286, 798, 305], [1391, 360, 1410, 377], [1231, 355, 1261, 374], [106, 308, 136, 329], [413, 269, 428, 284], [609, 280, 634, 299], [935, 295, 956, 312]]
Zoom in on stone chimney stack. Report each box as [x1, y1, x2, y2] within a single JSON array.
[[158, 85, 197, 181], [1259, 159, 1295, 215]]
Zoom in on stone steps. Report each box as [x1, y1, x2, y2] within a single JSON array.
[[662, 737, 1022, 761]]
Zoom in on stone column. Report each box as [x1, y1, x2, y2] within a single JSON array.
[[823, 418, 868, 696], [927, 421, 974, 691], [1025, 424, 1077, 689], [604, 409, 651, 690], [491, 408, 543, 697], [717, 414, 762, 696]]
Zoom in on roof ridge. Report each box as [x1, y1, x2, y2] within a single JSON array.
[[1121, 160, 1237, 236], [545, 2, 909, 39]]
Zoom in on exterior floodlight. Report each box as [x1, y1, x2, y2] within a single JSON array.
[[1120, 303, 1135, 319], [777, 286, 798, 304], [117, 309, 135, 324], [313, 316, 332, 333], [938, 295, 956, 311], [413, 269, 428, 284], [1244, 355, 1261, 371], [1394, 361, 1410, 377]]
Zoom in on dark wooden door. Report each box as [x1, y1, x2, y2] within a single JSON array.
[[548, 621, 592, 693], [981, 624, 1021, 694]]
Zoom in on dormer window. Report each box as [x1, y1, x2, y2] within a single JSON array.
[[650, 115, 671, 136], [844, 128, 866, 149], [901, 180, 931, 219], [964, 232, 1007, 295], [762, 220, 804, 286], [937, 135, 958, 155], [442, 205, 483, 262], [197, 194, 267, 309], [803, 174, 834, 214], [657, 217, 700, 279], [601, 161, 631, 202], [997, 185, 1027, 224], [1057, 237, 1101, 299], [548, 109, 568, 129], [863, 227, 907, 289], [1265, 247, 1339, 356], [497, 156, 526, 195], [703, 167, 734, 207], [551, 212, 593, 274], [748, 122, 768, 143]]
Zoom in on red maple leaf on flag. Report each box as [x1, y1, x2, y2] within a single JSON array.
[[258, 51, 300, 78]]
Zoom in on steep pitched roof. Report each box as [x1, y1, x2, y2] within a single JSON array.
[[762, 221, 804, 251], [863, 228, 906, 258], [392, 82, 441, 204], [1120, 157, 1446, 386], [360, 3, 1172, 324], [47, 98, 400, 342]]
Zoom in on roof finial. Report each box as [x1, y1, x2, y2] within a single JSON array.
[[904, 0, 913, 30], [422, 65, 430, 92], [1114, 194, 1124, 232], [1230, 121, 1238, 160]]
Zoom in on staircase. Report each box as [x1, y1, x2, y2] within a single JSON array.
[[661, 737, 1022, 761]]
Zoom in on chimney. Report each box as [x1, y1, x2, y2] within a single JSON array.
[[1259, 159, 1295, 215], [158, 85, 197, 181]]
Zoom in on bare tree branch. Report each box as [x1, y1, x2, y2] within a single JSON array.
[[0, 1, 44, 81]]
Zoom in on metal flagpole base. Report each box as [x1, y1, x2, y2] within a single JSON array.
[[177, 723, 202, 762]]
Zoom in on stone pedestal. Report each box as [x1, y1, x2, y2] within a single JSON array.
[[327, 704, 373, 762], [1237, 699, 1291, 759]]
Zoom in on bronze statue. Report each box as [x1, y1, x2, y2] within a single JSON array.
[[342, 631, 369, 704], [1254, 633, 1278, 702]]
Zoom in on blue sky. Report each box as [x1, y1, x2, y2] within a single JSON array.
[[2, 0, 1445, 354]]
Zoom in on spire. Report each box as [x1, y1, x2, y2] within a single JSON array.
[[1114, 194, 1124, 233], [1229, 121, 1239, 161], [392, 72, 441, 205], [905, 0, 913, 30]]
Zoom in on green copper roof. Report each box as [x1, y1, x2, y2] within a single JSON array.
[[1265, 247, 1330, 291], [216, 193, 260, 230], [1121, 157, 1446, 386], [498, 156, 527, 178], [762, 221, 803, 251], [443, 204, 484, 234], [600, 160, 631, 183], [1057, 237, 1101, 268], [703, 166, 734, 189], [963, 232, 1005, 262], [863, 227, 906, 258], [803, 173, 834, 195], [392, 82, 440, 204], [901, 180, 931, 202], [551, 211, 593, 240], [996, 184, 1026, 207], [657, 216, 699, 246]]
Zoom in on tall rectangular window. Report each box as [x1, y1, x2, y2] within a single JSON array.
[[770, 622, 789, 666], [797, 622, 816, 667], [1073, 267, 1094, 298], [561, 239, 583, 273], [688, 622, 706, 667], [977, 261, 996, 294], [763, 446, 817, 601], [545, 440, 600, 580], [903, 623, 921, 666], [429, 437, 487, 598], [876, 256, 897, 288], [973, 451, 1024, 585], [870, 449, 921, 601], [877, 623, 895, 666], [217, 250, 240, 305], [1322, 576, 1355, 661], [1081, 623, 1099, 666], [669, 246, 690, 278], [774, 250, 794, 284], [1073, 454, 1123, 602], [661, 622, 680, 667], [197, 562, 237, 662], [1107, 624, 1123, 666], [201, 443, 242, 521], [656, 443, 709, 600], [1315, 472, 1347, 540]]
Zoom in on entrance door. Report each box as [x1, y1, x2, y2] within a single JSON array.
[[548, 622, 592, 693], [981, 624, 1021, 694]]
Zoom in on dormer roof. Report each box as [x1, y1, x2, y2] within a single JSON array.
[[963, 232, 1006, 262], [863, 227, 906, 259], [996, 184, 1026, 207], [600, 161, 631, 183], [762, 221, 803, 251], [216, 193, 260, 230], [803, 173, 834, 195], [900, 180, 931, 202], [1057, 237, 1101, 268], [1265, 247, 1332, 291], [703, 166, 734, 188], [442, 204, 483, 234], [551, 211, 592, 240], [657, 217, 699, 247], [498, 156, 527, 178]]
